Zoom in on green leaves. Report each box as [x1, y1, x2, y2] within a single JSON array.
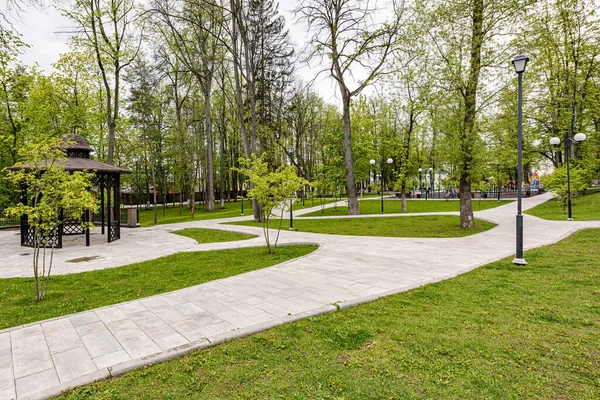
[[237, 153, 309, 252], [544, 164, 592, 209], [4, 138, 98, 300]]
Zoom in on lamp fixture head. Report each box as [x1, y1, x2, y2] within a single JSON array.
[[387, 158, 393, 164], [288, 145, 294, 153], [370, 159, 376, 165], [511, 54, 529, 73], [549, 137, 561, 146], [573, 133, 587, 142], [133, 155, 140, 162]]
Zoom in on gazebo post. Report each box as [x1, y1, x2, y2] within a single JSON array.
[[114, 174, 121, 240], [19, 182, 28, 247], [107, 175, 112, 243], [100, 176, 105, 235]]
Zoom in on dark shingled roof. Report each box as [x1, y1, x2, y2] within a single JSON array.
[[8, 134, 130, 174], [61, 134, 94, 151]]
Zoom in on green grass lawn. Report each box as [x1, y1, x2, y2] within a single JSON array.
[[173, 228, 257, 243], [58, 229, 600, 399], [138, 202, 247, 227], [302, 199, 513, 217], [525, 192, 600, 221], [138, 199, 337, 227], [0, 245, 316, 330], [230, 215, 496, 238]]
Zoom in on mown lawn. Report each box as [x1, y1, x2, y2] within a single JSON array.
[[302, 199, 513, 217], [525, 192, 600, 221], [58, 229, 600, 399], [173, 228, 257, 243], [0, 245, 317, 330], [230, 215, 496, 238]]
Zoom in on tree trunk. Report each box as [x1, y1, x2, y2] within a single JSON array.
[[219, 72, 226, 209], [342, 94, 359, 215], [204, 82, 215, 212], [458, 0, 483, 228]]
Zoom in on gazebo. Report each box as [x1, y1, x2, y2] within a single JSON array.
[[9, 134, 130, 248]]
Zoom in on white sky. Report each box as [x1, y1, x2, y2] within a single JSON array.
[[4, 0, 346, 106]]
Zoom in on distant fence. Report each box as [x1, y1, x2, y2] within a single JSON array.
[[0, 210, 19, 229]]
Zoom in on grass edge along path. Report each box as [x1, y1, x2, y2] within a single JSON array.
[[301, 199, 514, 217], [173, 228, 257, 243], [525, 191, 600, 221], [0, 245, 317, 330], [138, 199, 339, 227], [57, 229, 600, 399], [230, 215, 497, 238]]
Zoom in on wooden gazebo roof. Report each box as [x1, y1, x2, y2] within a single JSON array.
[[8, 135, 131, 175]]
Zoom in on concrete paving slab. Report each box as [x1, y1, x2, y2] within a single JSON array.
[[14, 369, 58, 399], [41, 319, 82, 355], [0, 366, 15, 400], [80, 330, 123, 359], [69, 312, 100, 328], [11, 334, 53, 380], [105, 320, 161, 359], [52, 347, 97, 383], [92, 350, 131, 370]]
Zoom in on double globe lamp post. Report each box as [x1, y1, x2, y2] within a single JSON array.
[[370, 158, 393, 214], [549, 133, 587, 221]]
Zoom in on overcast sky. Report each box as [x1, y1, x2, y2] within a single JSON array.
[[5, 0, 346, 105]]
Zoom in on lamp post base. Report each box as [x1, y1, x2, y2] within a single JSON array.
[[289, 227, 294, 231], [567, 218, 574, 221], [512, 257, 528, 265]]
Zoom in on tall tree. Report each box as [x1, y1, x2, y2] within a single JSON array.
[[295, 0, 406, 215], [65, 0, 143, 164], [421, 0, 528, 227]]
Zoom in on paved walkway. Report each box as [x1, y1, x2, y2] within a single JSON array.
[[1, 194, 599, 400]]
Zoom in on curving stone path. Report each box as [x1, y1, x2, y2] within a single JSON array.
[[0, 193, 599, 400]]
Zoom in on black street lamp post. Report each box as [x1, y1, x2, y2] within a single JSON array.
[[425, 168, 430, 200], [289, 145, 294, 230], [432, 169, 436, 199], [496, 163, 501, 202], [511, 54, 529, 266], [371, 158, 393, 214], [550, 133, 587, 220], [418, 168, 423, 198], [133, 155, 140, 223], [490, 162, 501, 202]]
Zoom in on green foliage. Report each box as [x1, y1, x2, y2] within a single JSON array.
[[543, 165, 591, 210], [5, 138, 97, 301], [239, 154, 309, 253]]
